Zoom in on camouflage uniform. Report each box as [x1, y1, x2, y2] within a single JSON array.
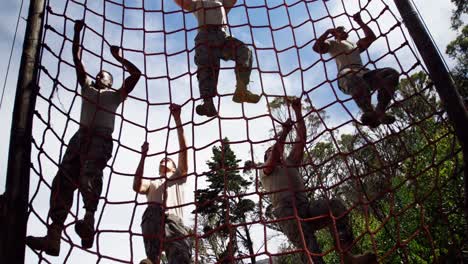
[[273, 194, 353, 264], [261, 160, 355, 264], [194, 28, 252, 99], [48, 127, 113, 228], [141, 204, 192, 264], [325, 38, 399, 97], [338, 66, 399, 96]]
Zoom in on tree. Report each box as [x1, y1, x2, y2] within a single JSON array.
[[262, 70, 466, 262], [449, 0, 467, 30], [446, 25, 468, 97], [340, 72, 465, 262], [194, 138, 257, 263], [446, 0, 468, 97], [276, 243, 303, 264]]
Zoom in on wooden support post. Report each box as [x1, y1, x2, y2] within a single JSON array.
[[0, 0, 45, 262]]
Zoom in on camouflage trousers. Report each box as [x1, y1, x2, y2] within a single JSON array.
[[141, 204, 192, 264], [338, 66, 399, 95], [273, 195, 353, 264], [194, 28, 252, 99], [48, 128, 113, 227]]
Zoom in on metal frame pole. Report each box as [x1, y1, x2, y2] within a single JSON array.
[[393, 0, 468, 144], [0, 0, 45, 262], [393, 0, 468, 235]]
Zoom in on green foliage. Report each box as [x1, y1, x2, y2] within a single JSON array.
[[353, 72, 464, 262], [446, 0, 468, 96], [449, 0, 467, 29], [342, 72, 465, 262], [446, 25, 468, 97], [270, 72, 466, 262], [276, 243, 304, 264]]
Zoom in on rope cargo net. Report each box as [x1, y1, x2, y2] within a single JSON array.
[[26, 0, 465, 263]]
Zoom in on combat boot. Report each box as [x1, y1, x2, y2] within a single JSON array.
[[360, 111, 380, 128], [26, 224, 62, 256], [195, 100, 217, 117], [232, 82, 260, 104], [75, 214, 95, 249]]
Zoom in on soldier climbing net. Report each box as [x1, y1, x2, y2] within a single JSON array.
[[25, 0, 466, 263]]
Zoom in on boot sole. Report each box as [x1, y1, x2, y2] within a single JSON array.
[[195, 105, 217, 117], [232, 95, 261, 104], [360, 113, 380, 128], [44, 248, 60, 256], [26, 237, 60, 256]]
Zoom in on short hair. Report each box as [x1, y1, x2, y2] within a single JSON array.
[[336, 26, 346, 31], [160, 157, 176, 168], [100, 70, 114, 86]]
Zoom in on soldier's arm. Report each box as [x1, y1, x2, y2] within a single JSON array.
[[287, 98, 306, 165], [313, 28, 335, 54], [353, 13, 376, 52], [173, 0, 197, 11], [110, 46, 141, 100], [72, 20, 90, 87], [133, 142, 151, 194], [172, 104, 188, 182], [223, 0, 237, 14], [263, 119, 293, 175]]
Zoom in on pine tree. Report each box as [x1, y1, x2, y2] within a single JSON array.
[[195, 138, 257, 263]]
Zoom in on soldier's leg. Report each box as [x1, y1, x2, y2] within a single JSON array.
[[194, 31, 221, 117], [331, 199, 377, 264], [306, 199, 351, 249], [295, 199, 326, 264], [76, 133, 113, 248], [365, 68, 399, 124], [164, 214, 192, 264], [141, 206, 164, 264], [222, 36, 260, 104], [26, 131, 81, 256], [308, 199, 377, 264], [339, 71, 380, 127], [274, 205, 324, 264]]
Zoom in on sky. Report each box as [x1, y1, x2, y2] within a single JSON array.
[[0, 0, 464, 263]]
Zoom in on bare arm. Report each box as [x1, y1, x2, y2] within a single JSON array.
[[133, 142, 151, 194], [173, 0, 197, 11], [110, 46, 141, 100], [72, 20, 89, 87], [312, 28, 335, 54], [353, 13, 376, 52], [263, 119, 294, 175], [171, 104, 188, 180], [223, 0, 237, 14], [287, 98, 306, 164]]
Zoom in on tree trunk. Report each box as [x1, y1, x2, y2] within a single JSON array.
[[243, 224, 256, 264]]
